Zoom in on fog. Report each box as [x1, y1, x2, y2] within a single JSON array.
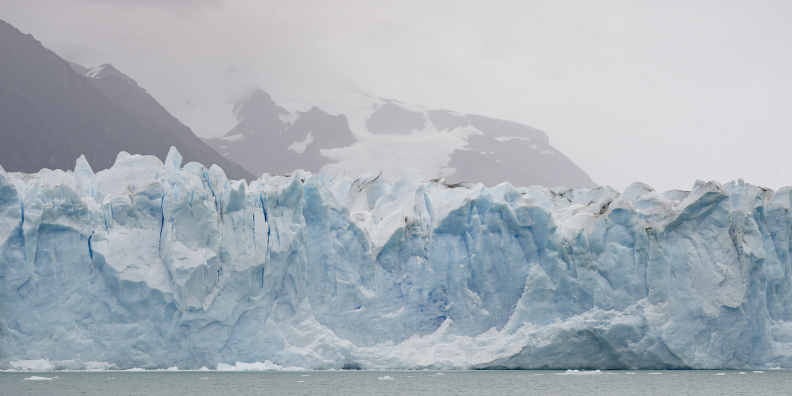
[[1, 0, 790, 192]]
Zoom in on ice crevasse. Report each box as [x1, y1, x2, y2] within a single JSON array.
[[2, 147, 792, 370]]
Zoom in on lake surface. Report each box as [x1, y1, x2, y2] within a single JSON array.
[[0, 370, 787, 395]]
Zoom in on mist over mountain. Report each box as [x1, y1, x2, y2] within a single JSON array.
[[0, 19, 253, 181], [203, 90, 357, 177], [205, 90, 594, 189]]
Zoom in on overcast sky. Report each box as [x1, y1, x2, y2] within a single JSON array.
[[1, 0, 791, 192]]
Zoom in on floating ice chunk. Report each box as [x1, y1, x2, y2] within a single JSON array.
[[24, 376, 53, 380], [754, 371, 764, 373], [738, 372, 746, 374], [647, 373, 663, 375], [715, 372, 725, 375], [200, 377, 208, 380], [378, 375, 395, 380], [625, 372, 636, 374], [556, 370, 603, 375], [435, 373, 444, 375]]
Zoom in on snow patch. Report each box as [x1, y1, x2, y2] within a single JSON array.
[[219, 134, 244, 142], [288, 131, 314, 154], [279, 112, 300, 125], [494, 136, 530, 142]]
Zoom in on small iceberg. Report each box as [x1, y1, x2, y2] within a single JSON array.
[[625, 372, 636, 375], [24, 376, 53, 381], [715, 373, 726, 376], [435, 373, 444, 375], [200, 377, 208, 380], [754, 371, 764, 373], [647, 372, 663, 375], [556, 369, 603, 375], [378, 375, 395, 380], [738, 372, 746, 375]]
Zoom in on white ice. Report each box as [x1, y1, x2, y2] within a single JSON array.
[[3, 148, 792, 370]]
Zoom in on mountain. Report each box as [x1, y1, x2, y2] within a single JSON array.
[[203, 90, 356, 177], [0, 19, 253, 181], [205, 90, 595, 189], [2, 150, 790, 370]]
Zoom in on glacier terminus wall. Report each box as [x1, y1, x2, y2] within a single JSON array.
[[2, 147, 792, 370]]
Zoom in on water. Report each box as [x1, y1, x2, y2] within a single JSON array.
[[1, 370, 788, 395]]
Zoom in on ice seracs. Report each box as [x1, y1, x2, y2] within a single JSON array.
[[2, 148, 792, 370]]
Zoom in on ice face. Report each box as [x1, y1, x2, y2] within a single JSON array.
[[2, 148, 792, 370]]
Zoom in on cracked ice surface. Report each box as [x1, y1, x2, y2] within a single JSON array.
[[2, 147, 792, 370]]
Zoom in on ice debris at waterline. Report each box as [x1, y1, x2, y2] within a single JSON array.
[[3, 147, 792, 371]]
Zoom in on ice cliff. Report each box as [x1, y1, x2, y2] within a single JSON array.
[[2, 147, 792, 370]]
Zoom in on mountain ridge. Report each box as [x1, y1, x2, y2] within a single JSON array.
[[0, 19, 253, 181]]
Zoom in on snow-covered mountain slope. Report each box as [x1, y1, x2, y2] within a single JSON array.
[[204, 90, 594, 189], [2, 149, 792, 370], [0, 19, 252, 181]]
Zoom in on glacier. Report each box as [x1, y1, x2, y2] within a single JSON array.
[[2, 147, 792, 370]]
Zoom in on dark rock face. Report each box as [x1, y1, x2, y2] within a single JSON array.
[[0, 19, 253, 180], [203, 90, 357, 176]]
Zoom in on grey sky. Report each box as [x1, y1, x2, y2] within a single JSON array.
[[1, 0, 790, 192]]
